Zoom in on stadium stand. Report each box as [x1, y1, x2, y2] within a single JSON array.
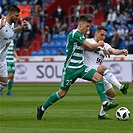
[[0, 0, 132, 56]]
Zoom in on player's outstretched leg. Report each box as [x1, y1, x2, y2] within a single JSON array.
[[120, 82, 129, 95]]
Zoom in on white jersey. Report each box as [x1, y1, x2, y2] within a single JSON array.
[[84, 38, 111, 66], [84, 38, 113, 92], [0, 19, 14, 61]]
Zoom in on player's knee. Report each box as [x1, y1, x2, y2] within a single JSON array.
[[58, 89, 67, 98], [8, 73, 14, 79], [92, 72, 103, 82], [0, 81, 8, 89], [98, 65, 108, 74]]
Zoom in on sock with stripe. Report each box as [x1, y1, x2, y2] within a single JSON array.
[[43, 92, 62, 110]]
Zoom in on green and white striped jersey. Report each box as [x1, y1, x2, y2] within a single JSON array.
[[6, 40, 14, 63], [64, 29, 86, 69]]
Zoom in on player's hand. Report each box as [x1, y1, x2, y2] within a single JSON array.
[[121, 49, 128, 56], [21, 20, 28, 29], [97, 41, 104, 48], [0, 15, 6, 29], [103, 50, 110, 58]]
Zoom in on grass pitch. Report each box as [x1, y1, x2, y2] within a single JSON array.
[[0, 83, 133, 133]]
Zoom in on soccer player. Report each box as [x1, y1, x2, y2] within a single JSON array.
[[0, 4, 27, 95], [37, 15, 116, 120], [84, 26, 129, 119], [6, 40, 20, 96]]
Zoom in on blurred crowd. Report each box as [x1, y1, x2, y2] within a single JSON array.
[[0, 0, 133, 54]]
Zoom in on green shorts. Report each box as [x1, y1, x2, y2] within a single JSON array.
[[60, 65, 97, 91], [7, 62, 15, 74]]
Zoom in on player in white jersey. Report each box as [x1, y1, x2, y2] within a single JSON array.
[[0, 4, 28, 95], [84, 26, 129, 119]]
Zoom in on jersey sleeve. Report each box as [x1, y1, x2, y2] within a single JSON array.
[[104, 43, 111, 51], [74, 31, 86, 46]]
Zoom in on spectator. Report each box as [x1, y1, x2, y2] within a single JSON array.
[[15, 19, 32, 49], [91, 0, 100, 15], [58, 49, 64, 55], [52, 17, 62, 34], [22, 20, 32, 49], [115, 11, 125, 25], [126, 0, 133, 14], [119, 0, 127, 14], [108, 26, 117, 38], [60, 23, 68, 35], [29, 18, 38, 38], [117, 24, 124, 37], [42, 25, 52, 43], [116, 0, 120, 12], [103, 0, 114, 21], [18, 1, 31, 22], [124, 25, 130, 40], [127, 36, 133, 54], [68, 21, 76, 33], [109, 31, 122, 49], [75, 0, 83, 20], [107, 8, 117, 25], [123, 9, 133, 24], [53, 5, 65, 23], [33, 0, 42, 14], [38, 5, 48, 31]]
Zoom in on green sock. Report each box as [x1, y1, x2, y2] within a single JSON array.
[[43, 92, 62, 110], [95, 80, 106, 103], [7, 79, 13, 93]]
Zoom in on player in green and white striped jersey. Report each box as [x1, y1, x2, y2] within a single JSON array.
[[37, 15, 116, 120], [6, 40, 19, 96]]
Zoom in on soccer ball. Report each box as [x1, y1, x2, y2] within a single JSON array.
[[116, 107, 130, 120]]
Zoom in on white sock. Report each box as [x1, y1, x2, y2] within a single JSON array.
[[99, 95, 115, 116], [106, 95, 114, 103], [100, 101, 107, 116], [99, 105, 106, 116], [103, 69, 122, 90], [41, 106, 45, 111], [102, 101, 108, 105]]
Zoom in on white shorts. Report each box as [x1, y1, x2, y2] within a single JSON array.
[[0, 59, 8, 77], [89, 65, 113, 92]]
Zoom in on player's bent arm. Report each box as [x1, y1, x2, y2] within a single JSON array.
[[108, 47, 128, 56], [82, 40, 104, 50], [13, 20, 28, 33], [0, 15, 6, 30]]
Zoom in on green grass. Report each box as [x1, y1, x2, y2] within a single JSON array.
[[0, 83, 133, 133]]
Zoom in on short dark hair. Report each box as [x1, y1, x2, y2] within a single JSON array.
[[96, 26, 107, 32], [7, 4, 20, 13], [77, 15, 92, 23]]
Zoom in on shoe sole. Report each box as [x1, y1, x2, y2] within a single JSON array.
[[98, 118, 113, 120]]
